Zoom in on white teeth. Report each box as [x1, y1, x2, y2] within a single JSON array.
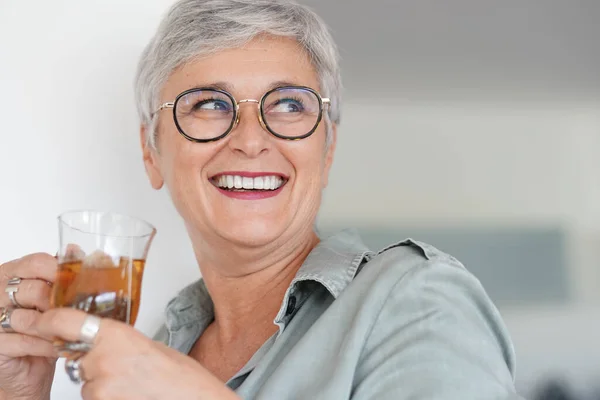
[[214, 175, 285, 191], [234, 176, 243, 189], [242, 177, 253, 189]]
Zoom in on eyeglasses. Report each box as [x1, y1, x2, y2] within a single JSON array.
[[153, 86, 330, 143]]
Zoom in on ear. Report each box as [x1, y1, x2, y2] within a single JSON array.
[[140, 125, 164, 190], [322, 123, 337, 188]]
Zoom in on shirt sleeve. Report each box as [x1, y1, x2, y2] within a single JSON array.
[[351, 256, 525, 400]]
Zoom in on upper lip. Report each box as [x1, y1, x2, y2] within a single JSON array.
[[210, 171, 289, 180]]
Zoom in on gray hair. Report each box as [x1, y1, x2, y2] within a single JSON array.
[[134, 0, 342, 148]]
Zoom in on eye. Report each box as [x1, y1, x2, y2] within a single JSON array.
[[268, 98, 305, 113], [193, 99, 232, 112]]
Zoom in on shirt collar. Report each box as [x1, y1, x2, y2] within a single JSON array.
[[290, 228, 373, 298], [164, 228, 373, 332]]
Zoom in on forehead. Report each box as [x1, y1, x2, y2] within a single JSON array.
[[163, 35, 320, 99]]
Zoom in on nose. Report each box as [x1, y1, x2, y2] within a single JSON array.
[[227, 100, 270, 158]]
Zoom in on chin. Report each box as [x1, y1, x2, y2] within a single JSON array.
[[217, 218, 287, 248]]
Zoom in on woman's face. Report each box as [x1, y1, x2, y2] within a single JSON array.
[[142, 36, 336, 249]]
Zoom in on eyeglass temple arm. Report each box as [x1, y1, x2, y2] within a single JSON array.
[[150, 102, 175, 118], [158, 102, 174, 111]]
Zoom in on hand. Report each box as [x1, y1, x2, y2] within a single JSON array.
[[0, 253, 58, 400], [35, 309, 241, 400]]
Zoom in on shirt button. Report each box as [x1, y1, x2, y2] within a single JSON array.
[[286, 295, 297, 316]]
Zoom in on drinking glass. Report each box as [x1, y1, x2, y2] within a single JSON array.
[[51, 210, 156, 355]]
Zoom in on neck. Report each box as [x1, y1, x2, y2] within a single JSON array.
[[191, 229, 320, 342]]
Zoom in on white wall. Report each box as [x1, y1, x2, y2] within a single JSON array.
[[1, 1, 600, 399], [1, 1, 194, 398]]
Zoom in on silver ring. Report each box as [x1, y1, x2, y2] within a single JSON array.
[[65, 357, 85, 384], [6, 288, 22, 308], [7, 277, 22, 286], [5, 278, 23, 308], [79, 315, 101, 344], [0, 307, 15, 333]]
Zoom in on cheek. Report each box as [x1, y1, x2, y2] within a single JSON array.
[[158, 144, 205, 198], [290, 146, 328, 194], [158, 128, 211, 176], [302, 137, 328, 178]]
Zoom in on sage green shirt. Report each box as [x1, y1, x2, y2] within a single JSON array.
[[154, 229, 524, 399]]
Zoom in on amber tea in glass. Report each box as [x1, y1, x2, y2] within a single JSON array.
[[51, 210, 156, 355]]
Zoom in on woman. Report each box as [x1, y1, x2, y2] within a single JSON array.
[[0, 0, 523, 399]]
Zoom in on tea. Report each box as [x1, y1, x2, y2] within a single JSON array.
[[51, 256, 145, 325]]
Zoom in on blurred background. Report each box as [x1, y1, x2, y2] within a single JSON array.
[[1, 0, 599, 398]]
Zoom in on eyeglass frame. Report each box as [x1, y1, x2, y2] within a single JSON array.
[[153, 85, 331, 143]]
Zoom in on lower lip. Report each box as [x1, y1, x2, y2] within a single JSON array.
[[214, 183, 286, 200]]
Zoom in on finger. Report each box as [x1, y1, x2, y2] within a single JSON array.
[[80, 323, 149, 381], [81, 379, 111, 400], [0, 308, 42, 336], [0, 278, 52, 311], [35, 308, 100, 343], [0, 333, 58, 358], [1, 253, 58, 283]]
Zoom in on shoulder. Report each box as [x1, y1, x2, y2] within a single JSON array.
[[360, 238, 511, 349], [349, 238, 519, 397], [356, 237, 472, 297], [345, 239, 520, 398]]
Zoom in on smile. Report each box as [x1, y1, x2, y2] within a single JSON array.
[[210, 173, 289, 200], [212, 174, 287, 191]]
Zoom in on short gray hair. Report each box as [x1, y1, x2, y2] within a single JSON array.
[[134, 0, 342, 148]]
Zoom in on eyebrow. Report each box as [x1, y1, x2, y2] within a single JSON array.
[[189, 80, 305, 95]]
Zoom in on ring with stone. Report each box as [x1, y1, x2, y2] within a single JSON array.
[[65, 356, 85, 384], [5, 277, 23, 308], [0, 307, 15, 333]]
